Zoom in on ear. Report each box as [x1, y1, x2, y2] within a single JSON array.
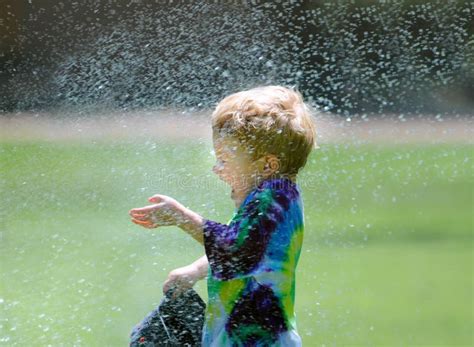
[[262, 155, 280, 178]]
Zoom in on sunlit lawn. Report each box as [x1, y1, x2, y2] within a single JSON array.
[[1, 140, 472, 346]]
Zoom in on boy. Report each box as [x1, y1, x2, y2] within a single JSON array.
[[129, 86, 316, 346]]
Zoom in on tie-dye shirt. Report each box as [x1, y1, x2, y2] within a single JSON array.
[[202, 178, 304, 346]]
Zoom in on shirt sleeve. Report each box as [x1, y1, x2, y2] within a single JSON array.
[[203, 185, 291, 280]]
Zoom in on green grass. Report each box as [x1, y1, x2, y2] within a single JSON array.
[[0, 140, 472, 346]]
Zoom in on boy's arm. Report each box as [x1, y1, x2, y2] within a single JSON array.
[[163, 255, 208, 295], [129, 184, 297, 281], [191, 255, 209, 278], [175, 206, 205, 244], [129, 194, 205, 244]]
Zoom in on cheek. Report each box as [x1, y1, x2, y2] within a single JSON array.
[[212, 162, 229, 178], [222, 166, 233, 178]]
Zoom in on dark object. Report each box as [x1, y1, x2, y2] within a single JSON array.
[[130, 289, 206, 347]]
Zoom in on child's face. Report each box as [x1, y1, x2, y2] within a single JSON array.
[[212, 136, 261, 197]]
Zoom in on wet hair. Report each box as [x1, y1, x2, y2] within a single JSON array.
[[211, 85, 317, 176]]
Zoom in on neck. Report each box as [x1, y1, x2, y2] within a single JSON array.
[[231, 188, 251, 208], [231, 176, 297, 208]]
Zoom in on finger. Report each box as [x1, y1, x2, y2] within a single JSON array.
[[131, 218, 148, 227], [164, 283, 181, 299], [171, 288, 183, 299], [130, 213, 150, 221], [131, 219, 156, 228], [148, 194, 165, 203], [131, 202, 165, 214], [163, 279, 173, 294], [131, 218, 153, 226], [129, 208, 145, 216], [129, 207, 151, 215], [166, 283, 183, 299], [129, 211, 147, 217]]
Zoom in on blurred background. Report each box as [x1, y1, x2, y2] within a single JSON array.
[[1, 0, 473, 346], [1, 0, 473, 114]]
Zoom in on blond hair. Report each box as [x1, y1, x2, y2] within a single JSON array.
[[211, 85, 317, 176]]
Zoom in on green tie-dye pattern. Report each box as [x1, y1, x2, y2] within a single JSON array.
[[202, 179, 303, 346], [234, 188, 274, 248]]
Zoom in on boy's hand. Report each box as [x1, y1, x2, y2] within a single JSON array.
[[163, 264, 201, 297], [129, 194, 185, 229]]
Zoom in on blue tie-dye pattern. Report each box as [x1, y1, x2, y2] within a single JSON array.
[[202, 178, 304, 346]]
